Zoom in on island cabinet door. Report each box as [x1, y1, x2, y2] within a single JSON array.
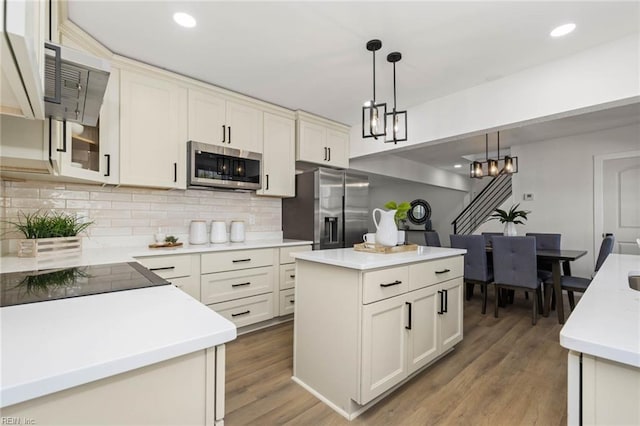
[[439, 278, 464, 353], [360, 294, 408, 404], [406, 285, 440, 375]]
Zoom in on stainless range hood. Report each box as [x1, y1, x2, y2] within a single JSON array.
[[44, 42, 110, 127]]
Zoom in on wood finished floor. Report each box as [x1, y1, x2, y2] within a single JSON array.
[[225, 290, 571, 426]]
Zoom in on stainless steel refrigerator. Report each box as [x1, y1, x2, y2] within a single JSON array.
[[282, 168, 369, 250]]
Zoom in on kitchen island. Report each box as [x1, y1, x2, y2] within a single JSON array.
[[291, 246, 466, 420], [560, 253, 640, 425]]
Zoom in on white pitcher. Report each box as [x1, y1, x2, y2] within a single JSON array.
[[372, 208, 398, 247]]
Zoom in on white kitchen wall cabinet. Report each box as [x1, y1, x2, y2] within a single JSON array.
[[188, 89, 263, 153], [0, 0, 46, 120], [296, 110, 350, 169], [120, 69, 187, 189], [257, 112, 295, 197]]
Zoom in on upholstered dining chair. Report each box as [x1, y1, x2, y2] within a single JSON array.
[[526, 232, 561, 305], [492, 236, 544, 325], [450, 234, 494, 314], [424, 231, 441, 247], [481, 232, 503, 247], [561, 235, 615, 311]]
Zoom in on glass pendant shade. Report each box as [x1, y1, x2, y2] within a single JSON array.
[[384, 51, 408, 144], [471, 161, 483, 178], [362, 39, 387, 139], [488, 159, 499, 176]]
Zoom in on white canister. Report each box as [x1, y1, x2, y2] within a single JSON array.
[[230, 220, 245, 242], [210, 220, 227, 243], [189, 220, 208, 245]]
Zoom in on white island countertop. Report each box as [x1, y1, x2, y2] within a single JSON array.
[[0, 239, 312, 274], [292, 246, 466, 270], [560, 254, 640, 367], [0, 285, 236, 408]]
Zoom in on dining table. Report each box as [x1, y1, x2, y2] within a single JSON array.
[[486, 246, 587, 324]]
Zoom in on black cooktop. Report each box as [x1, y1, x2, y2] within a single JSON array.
[[0, 262, 170, 308]]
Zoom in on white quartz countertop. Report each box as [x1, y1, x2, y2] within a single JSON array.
[[560, 254, 640, 367], [292, 246, 466, 270], [0, 285, 237, 408], [0, 239, 312, 273]]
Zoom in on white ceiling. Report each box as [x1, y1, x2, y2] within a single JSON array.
[[67, 1, 639, 173]]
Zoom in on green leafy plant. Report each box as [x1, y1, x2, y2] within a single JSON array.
[[6, 210, 93, 239], [487, 203, 530, 224], [384, 200, 411, 228], [164, 235, 178, 244]]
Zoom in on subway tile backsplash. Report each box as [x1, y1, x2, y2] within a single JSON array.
[[1, 180, 282, 253]]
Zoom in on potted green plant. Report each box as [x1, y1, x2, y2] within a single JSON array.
[[486, 203, 530, 236], [384, 200, 411, 244], [6, 210, 93, 258]]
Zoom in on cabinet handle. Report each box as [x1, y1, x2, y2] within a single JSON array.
[[57, 119, 67, 152], [231, 310, 250, 317], [289, 274, 296, 278], [222, 125, 226, 143], [232, 258, 251, 263], [438, 290, 444, 315], [228, 126, 231, 143], [324, 147, 327, 161], [266, 174, 269, 190], [231, 282, 251, 288], [435, 269, 451, 274], [405, 301, 412, 330], [149, 266, 175, 271], [104, 154, 111, 177], [174, 284, 183, 288], [290, 299, 295, 304], [328, 147, 331, 162], [380, 280, 402, 288], [173, 163, 177, 183], [444, 289, 448, 313]]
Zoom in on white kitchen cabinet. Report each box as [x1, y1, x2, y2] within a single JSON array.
[[135, 253, 200, 300], [120, 69, 187, 189], [293, 252, 464, 420], [296, 110, 350, 169], [257, 112, 295, 197], [276, 245, 311, 316], [51, 67, 120, 184], [0, 0, 46, 120], [188, 88, 262, 153]]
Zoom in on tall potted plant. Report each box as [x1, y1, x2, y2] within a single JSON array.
[[487, 203, 530, 236]]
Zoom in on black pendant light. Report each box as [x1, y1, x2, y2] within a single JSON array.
[[385, 51, 408, 144], [362, 39, 387, 139], [469, 131, 518, 179]]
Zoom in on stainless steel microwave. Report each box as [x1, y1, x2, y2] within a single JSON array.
[[187, 141, 262, 190]]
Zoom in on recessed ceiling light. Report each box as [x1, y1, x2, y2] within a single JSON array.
[[550, 23, 576, 38], [454, 164, 462, 169], [173, 12, 196, 28]]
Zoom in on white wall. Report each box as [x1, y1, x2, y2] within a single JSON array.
[[477, 122, 640, 276], [367, 178, 467, 247], [350, 34, 640, 159]]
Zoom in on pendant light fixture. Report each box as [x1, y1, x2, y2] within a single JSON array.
[[469, 131, 518, 179], [385, 51, 408, 144], [362, 39, 387, 140]]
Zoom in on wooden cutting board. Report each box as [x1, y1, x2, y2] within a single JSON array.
[[353, 243, 418, 254], [148, 242, 183, 249]]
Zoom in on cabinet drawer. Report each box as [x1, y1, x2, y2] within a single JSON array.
[[208, 293, 274, 328], [201, 248, 274, 274], [279, 288, 295, 316], [201, 266, 274, 304], [137, 255, 192, 279], [279, 245, 311, 264], [408, 256, 464, 291], [279, 264, 296, 290], [362, 266, 409, 304]]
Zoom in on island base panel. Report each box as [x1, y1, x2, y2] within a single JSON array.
[[2, 346, 225, 425]]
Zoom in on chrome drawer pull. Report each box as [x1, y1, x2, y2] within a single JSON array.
[[231, 310, 250, 317], [231, 282, 251, 288], [149, 266, 175, 271], [232, 258, 251, 263], [380, 280, 402, 288], [435, 269, 451, 274]]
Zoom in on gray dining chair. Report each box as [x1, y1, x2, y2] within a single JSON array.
[[561, 235, 615, 311], [492, 236, 544, 325], [450, 234, 494, 314], [424, 231, 441, 247], [481, 232, 503, 247], [526, 232, 561, 305]]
